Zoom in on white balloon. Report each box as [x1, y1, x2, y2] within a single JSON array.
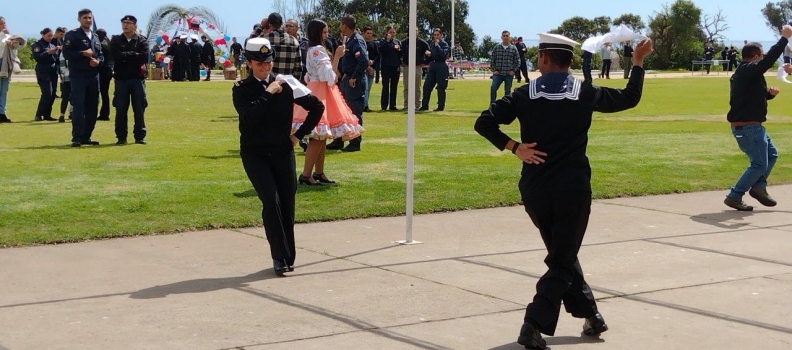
[[163, 57, 171, 64], [219, 57, 226, 63]]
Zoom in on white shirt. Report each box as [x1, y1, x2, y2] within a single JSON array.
[[0, 32, 8, 59], [84, 29, 92, 40], [304, 45, 336, 86]]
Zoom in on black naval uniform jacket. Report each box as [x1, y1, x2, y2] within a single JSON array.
[[232, 74, 324, 151], [727, 36, 788, 124], [475, 66, 646, 196]]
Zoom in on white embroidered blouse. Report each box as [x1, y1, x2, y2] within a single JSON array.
[[304, 45, 336, 86]]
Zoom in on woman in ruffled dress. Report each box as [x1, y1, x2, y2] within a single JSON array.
[[293, 19, 363, 185]]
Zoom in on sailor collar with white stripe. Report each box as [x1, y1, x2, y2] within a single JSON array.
[[529, 72, 581, 101]]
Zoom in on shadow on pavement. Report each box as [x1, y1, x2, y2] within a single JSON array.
[[129, 270, 274, 299]]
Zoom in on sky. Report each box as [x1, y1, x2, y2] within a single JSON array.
[[2, 0, 779, 44]]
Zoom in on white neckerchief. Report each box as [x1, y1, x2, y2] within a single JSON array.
[[84, 29, 92, 40]]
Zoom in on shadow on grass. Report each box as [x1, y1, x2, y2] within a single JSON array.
[[129, 270, 275, 299], [199, 150, 240, 160], [17, 143, 118, 150]]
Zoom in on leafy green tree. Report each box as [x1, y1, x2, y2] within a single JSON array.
[[592, 16, 613, 35], [16, 38, 36, 69], [647, 0, 703, 69], [476, 35, 496, 60], [549, 16, 597, 42], [761, 0, 792, 36], [299, 0, 477, 58]]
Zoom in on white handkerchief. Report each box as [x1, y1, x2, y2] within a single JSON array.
[[276, 74, 312, 98]]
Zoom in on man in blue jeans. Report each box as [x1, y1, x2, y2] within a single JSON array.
[[489, 30, 521, 104], [110, 15, 149, 145], [724, 24, 792, 211]]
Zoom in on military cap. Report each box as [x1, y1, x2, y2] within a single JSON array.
[[538, 33, 579, 52], [120, 15, 137, 24], [244, 37, 274, 62]]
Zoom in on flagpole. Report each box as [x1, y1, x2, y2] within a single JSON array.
[[396, 0, 421, 246], [451, 0, 455, 47]]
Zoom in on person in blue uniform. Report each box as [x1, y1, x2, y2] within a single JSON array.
[[110, 15, 149, 145], [475, 33, 653, 349], [63, 8, 104, 147], [232, 38, 324, 275], [420, 28, 450, 112], [335, 15, 368, 152], [32, 28, 59, 121]]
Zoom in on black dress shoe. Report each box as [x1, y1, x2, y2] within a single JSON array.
[[517, 322, 546, 349], [34, 116, 43, 121], [81, 140, 100, 146], [70, 141, 81, 147], [116, 139, 127, 145], [298, 174, 322, 186], [363, 107, 373, 113], [273, 259, 289, 276], [312, 172, 336, 184], [135, 140, 147, 145], [749, 187, 777, 207], [43, 116, 57, 121], [724, 197, 753, 211], [388, 107, 399, 111], [417, 106, 429, 111], [583, 313, 609, 336], [433, 107, 444, 112], [341, 144, 360, 152], [58, 116, 65, 123]]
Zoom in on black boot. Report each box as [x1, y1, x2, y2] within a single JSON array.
[[583, 313, 608, 336], [326, 138, 344, 150], [341, 136, 361, 152]]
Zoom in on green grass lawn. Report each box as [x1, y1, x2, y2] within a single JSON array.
[[1, 76, 790, 246]]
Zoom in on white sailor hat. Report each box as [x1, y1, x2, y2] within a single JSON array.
[[537, 33, 579, 52], [190, 34, 199, 41], [179, 34, 187, 40], [244, 37, 274, 62]]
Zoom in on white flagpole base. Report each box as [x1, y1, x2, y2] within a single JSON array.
[[393, 240, 423, 245]]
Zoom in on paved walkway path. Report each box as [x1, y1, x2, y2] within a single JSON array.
[[1, 186, 791, 349]]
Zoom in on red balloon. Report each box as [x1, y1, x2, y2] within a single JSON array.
[[161, 34, 169, 41], [223, 60, 232, 68]]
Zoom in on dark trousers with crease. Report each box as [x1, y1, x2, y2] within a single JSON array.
[[70, 71, 100, 143], [421, 62, 449, 109], [522, 191, 599, 336], [35, 65, 57, 118], [380, 65, 400, 110], [98, 67, 113, 119], [114, 78, 147, 141], [59, 81, 71, 116], [241, 147, 298, 265]]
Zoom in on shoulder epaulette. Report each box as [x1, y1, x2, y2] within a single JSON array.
[[233, 78, 253, 88]]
